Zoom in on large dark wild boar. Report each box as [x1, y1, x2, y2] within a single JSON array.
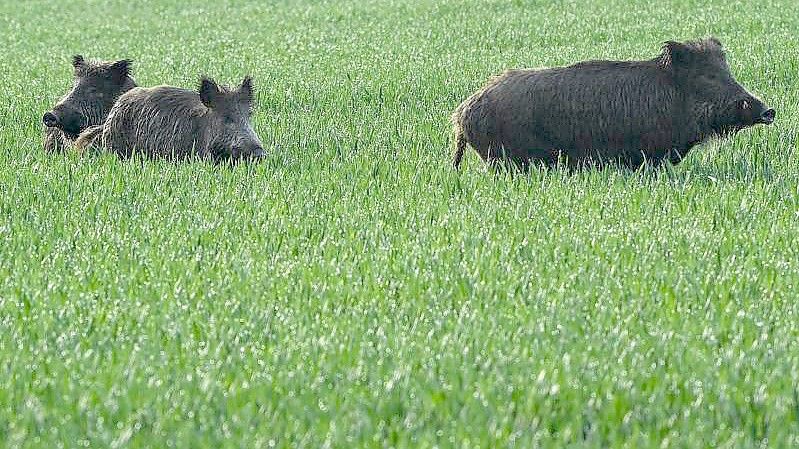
[[452, 38, 775, 169], [76, 77, 264, 161], [43, 55, 135, 152]]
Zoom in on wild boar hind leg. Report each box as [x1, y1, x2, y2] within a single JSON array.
[[489, 132, 557, 168]]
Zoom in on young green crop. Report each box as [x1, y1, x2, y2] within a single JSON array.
[[1, 0, 798, 447]]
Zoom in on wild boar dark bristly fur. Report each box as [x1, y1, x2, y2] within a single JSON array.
[[43, 55, 135, 152], [452, 38, 775, 170], [76, 77, 264, 161]]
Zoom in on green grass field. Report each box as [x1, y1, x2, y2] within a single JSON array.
[[1, 0, 799, 447]]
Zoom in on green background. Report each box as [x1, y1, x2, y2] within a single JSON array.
[[1, 0, 798, 447]]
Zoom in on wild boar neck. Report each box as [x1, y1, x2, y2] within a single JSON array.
[[196, 112, 216, 156], [682, 94, 720, 145], [661, 73, 715, 148]]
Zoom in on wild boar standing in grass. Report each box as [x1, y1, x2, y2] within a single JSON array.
[[43, 55, 135, 152], [451, 38, 775, 170], [76, 77, 264, 161]]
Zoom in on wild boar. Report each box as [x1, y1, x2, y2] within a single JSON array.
[[43, 55, 135, 152], [451, 38, 775, 169], [76, 77, 264, 161]]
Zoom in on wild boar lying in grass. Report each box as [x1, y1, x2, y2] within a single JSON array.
[[76, 77, 264, 161], [43, 55, 135, 152], [452, 38, 775, 169]]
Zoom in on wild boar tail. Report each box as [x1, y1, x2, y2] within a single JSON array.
[[74, 125, 103, 152], [451, 110, 467, 169], [452, 128, 467, 169]]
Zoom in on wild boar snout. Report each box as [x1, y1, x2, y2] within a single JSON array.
[[758, 107, 775, 125], [736, 97, 775, 127], [42, 105, 86, 136], [42, 111, 59, 127]]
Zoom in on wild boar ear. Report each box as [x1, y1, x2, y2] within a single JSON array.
[[661, 41, 691, 67], [72, 55, 86, 73], [199, 77, 221, 108], [108, 59, 133, 84], [238, 76, 254, 105]]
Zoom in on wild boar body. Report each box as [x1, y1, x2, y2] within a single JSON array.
[[452, 38, 775, 169], [457, 63, 693, 167], [101, 86, 208, 159], [78, 77, 264, 161]]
